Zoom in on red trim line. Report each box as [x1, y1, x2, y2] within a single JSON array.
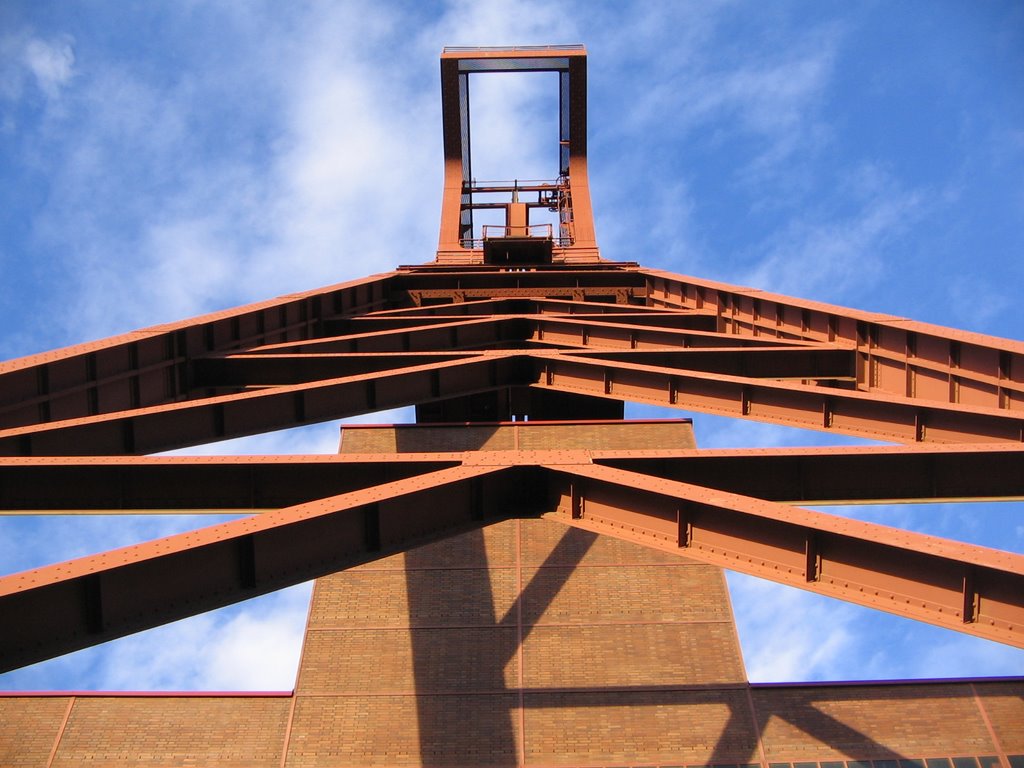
[[0, 690, 293, 697], [750, 675, 1024, 688], [340, 417, 693, 429]]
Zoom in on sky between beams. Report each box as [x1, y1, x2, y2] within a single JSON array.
[[1, 0, 1023, 690]]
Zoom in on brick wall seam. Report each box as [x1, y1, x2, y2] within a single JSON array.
[[279, 694, 297, 768], [44, 696, 74, 768], [971, 681, 1010, 768], [745, 684, 769, 768]]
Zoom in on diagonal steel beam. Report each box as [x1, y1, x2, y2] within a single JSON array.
[[561, 347, 855, 380], [0, 272, 402, 430], [360, 296, 701, 319], [333, 310, 721, 336], [526, 316, 815, 351], [643, 268, 1024, 411], [0, 462, 532, 672], [542, 462, 1024, 647], [194, 346, 855, 389], [193, 352, 481, 387], [0, 355, 528, 456], [530, 353, 1024, 442], [3, 446, 1021, 669], [247, 316, 520, 355]]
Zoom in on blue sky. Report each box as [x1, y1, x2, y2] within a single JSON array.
[[1, 0, 1022, 689]]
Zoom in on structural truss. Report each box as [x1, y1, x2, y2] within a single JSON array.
[[1, 46, 1022, 719]]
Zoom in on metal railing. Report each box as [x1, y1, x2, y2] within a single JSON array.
[[460, 224, 573, 249], [443, 45, 584, 53], [482, 224, 553, 240]]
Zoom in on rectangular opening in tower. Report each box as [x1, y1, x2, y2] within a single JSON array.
[[468, 71, 560, 186]]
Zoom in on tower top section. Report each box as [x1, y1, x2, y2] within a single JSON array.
[[436, 45, 600, 266]]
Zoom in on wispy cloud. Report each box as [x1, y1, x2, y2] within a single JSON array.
[[740, 167, 924, 304], [729, 567, 1024, 682], [0, 31, 75, 105], [4, 0, 1022, 692], [728, 572, 857, 682], [0, 584, 310, 691]]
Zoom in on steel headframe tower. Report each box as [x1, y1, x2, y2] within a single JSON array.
[[1, 46, 1022, 767]]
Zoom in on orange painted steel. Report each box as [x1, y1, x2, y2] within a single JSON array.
[[542, 461, 1024, 647], [0, 462, 523, 672], [4, 443, 1024, 512], [437, 46, 598, 263], [2, 440, 1024, 668], [1, 46, 1023, 680]]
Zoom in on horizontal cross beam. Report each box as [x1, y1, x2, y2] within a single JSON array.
[[596, 444, 1024, 504], [3, 444, 1023, 513], [2, 447, 1022, 671]]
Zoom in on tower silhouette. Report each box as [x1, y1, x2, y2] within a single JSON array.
[[1, 46, 1022, 767]]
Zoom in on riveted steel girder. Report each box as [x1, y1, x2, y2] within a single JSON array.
[[542, 461, 1024, 647], [0, 462, 537, 672], [2, 443, 1023, 670], [2, 259, 1024, 672]]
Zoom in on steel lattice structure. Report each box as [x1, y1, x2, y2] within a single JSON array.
[[1, 48, 1022, 760]]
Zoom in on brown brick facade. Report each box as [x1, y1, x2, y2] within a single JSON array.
[[752, 684, 997, 761], [1, 519, 1021, 766], [339, 420, 697, 454]]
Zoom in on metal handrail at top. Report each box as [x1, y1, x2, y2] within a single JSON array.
[[482, 224, 553, 240], [465, 178, 565, 193], [442, 45, 584, 53]]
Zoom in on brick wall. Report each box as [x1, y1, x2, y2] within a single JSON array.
[[339, 419, 696, 453], [288, 517, 749, 766], [0, 695, 290, 767], [753, 683, 998, 761], [0, 697, 70, 767], [1, 518, 1020, 766]]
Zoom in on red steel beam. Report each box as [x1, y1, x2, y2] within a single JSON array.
[[3, 444, 1024, 513], [8, 347, 1024, 456], [0, 272, 401, 430], [250, 316, 519, 355], [193, 352, 479, 387], [0, 454, 463, 512], [404, 286, 645, 304], [0, 463, 532, 672], [196, 347, 854, 388], [644, 269, 1024, 412], [562, 347, 855, 380], [3, 450, 1021, 671], [542, 462, 1024, 647], [297, 314, 772, 355], [0, 355, 523, 456], [394, 266, 646, 293], [335, 310, 721, 335], [358, 296, 682, 318], [531, 353, 1024, 443], [594, 443, 1024, 504]]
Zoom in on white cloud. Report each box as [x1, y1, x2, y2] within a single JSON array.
[[740, 172, 923, 304], [728, 572, 857, 682], [0, 584, 311, 691], [0, 32, 74, 104], [23, 36, 75, 99], [5, 1, 1023, 692]]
